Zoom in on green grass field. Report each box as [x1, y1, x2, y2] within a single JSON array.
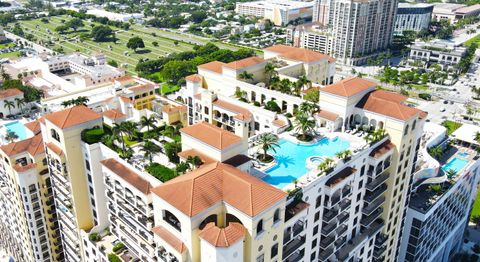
[[465, 34, 480, 47], [0, 51, 20, 58], [441, 120, 462, 135], [9, 15, 197, 74], [471, 186, 480, 221]]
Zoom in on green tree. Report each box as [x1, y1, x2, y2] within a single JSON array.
[[140, 140, 161, 164], [186, 155, 203, 170], [445, 169, 457, 180], [140, 115, 157, 133], [294, 113, 316, 141], [475, 131, 480, 144], [126, 36, 145, 52], [107, 60, 118, 67], [238, 71, 254, 82], [164, 141, 181, 163], [3, 100, 14, 115], [256, 133, 279, 162], [428, 145, 443, 160], [264, 62, 277, 87], [152, 41, 159, 47], [299, 102, 317, 115], [54, 25, 69, 34], [173, 40, 179, 46], [14, 97, 25, 112], [66, 18, 84, 32], [304, 89, 319, 103], [91, 25, 114, 42], [5, 130, 18, 143]]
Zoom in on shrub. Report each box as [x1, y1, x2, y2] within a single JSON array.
[[81, 127, 105, 144], [418, 93, 431, 100], [145, 163, 178, 182], [253, 101, 261, 107], [265, 100, 281, 112], [285, 113, 293, 118], [89, 233, 99, 242], [108, 253, 122, 262], [112, 242, 125, 253]]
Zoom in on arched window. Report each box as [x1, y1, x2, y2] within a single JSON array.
[[256, 219, 264, 235], [404, 125, 409, 136], [163, 210, 181, 232], [412, 120, 417, 131], [51, 129, 60, 142], [273, 209, 280, 223]]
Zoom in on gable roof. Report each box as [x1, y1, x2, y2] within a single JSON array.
[[185, 74, 203, 83], [152, 226, 187, 253], [0, 88, 23, 99], [24, 119, 42, 135], [100, 158, 152, 194], [356, 90, 424, 121], [198, 61, 226, 74], [0, 134, 44, 157], [151, 162, 286, 217], [223, 56, 266, 70], [102, 109, 126, 120], [44, 105, 102, 129], [128, 83, 155, 93], [321, 77, 376, 97], [199, 222, 245, 247], [263, 45, 334, 63], [180, 122, 242, 150], [213, 99, 252, 121]]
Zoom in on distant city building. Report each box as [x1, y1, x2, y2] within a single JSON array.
[[235, 0, 314, 26], [431, 3, 480, 23], [312, 0, 399, 65], [399, 123, 480, 262], [394, 3, 433, 35], [285, 23, 332, 55], [86, 9, 144, 23], [408, 39, 467, 73]]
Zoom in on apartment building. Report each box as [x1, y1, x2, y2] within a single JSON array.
[[432, 3, 480, 22], [235, 0, 314, 26], [312, 0, 398, 65], [0, 123, 63, 261], [394, 3, 433, 35], [41, 106, 104, 262], [285, 23, 332, 56], [408, 40, 467, 73]]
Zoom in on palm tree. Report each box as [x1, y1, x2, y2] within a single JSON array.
[[296, 75, 311, 91], [186, 155, 203, 170], [299, 102, 317, 115], [342, 149, 352, 160], [445, 169, 456, 180], [74, 96, 89, 106], [256, 133, 280, 162], [238, 71, 254, 82], [61, 100, 72, 108], [121, 121, 138, 141], [4, 100, 15, 115], [140, 140, 161, 163], [140, 115, 157, 133], [14, 98, 25, 113], [112, 123, 127, 150], [0, 65, 11, 81], [428, 146, 443, 160], [294, 113, 316, 141], [5, 130, 18, 143], [101, 134, 116, 149], [474, 131, 480, 144], [264, 63, 277, 87], [118, 146, 134, 160]]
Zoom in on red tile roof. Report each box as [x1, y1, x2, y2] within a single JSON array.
[[178, 149, 216, 165], [272, 119, 287, 127], [180, 122, 242, 150], [100, 158, 152, 194], [152, 226, 187, 253], [128, 83, 155, 93], [263, 45, 334, 63], [44, 105, 102, 129], [102, 109, 126, 120], [315, 110, 338, 121], [321, 77, 376, 97], [0, 134, 44, 157], [198, 61, 226, 74], [356, 90, 424, 121], [0, 88, 23, 99], [223, 56, 266, 70], [213, 99, 252, 121], [199, 222, 245, 247], [46, 142, 64, 157], [13, 163, 36, 173], [185, 74, 203, 83], [24, 119, 42, 135], [151, 162, 286, 217]]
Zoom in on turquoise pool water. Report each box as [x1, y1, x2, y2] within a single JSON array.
[[5, 121, 27, 140], [262, 137, 350, 189], [442, 157, 469, 174]]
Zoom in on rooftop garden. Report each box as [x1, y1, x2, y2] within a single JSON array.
[[441, 120, 462, 135]]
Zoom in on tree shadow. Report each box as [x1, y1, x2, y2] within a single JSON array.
[[135, 49, 151, 54]]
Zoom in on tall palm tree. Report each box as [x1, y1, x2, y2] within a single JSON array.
[[474, 131, 480, 144], [294, 113, 316, 141], [112, 123, 127, 150], [140, 115, 157, 133], [14, 98, 25, 113], [140, 140, 161, 163], [428, 146, 443, 160], [186, 155, 203, 170], [74, 96, 89, 106], [278, 79, 292, 94], [238, 71, 254, 82], [121, 121, 138, 141], [4, 100, 15, 115], [264, 63, 277, 87], [296, 75, 311, 91], [0, 65, 11, 81], [5, 130, 18, 143], [256, 133, 280, 162], [299, 102, 317, 115], [445, 169, 456, 180], [101, 134, 116, 149]]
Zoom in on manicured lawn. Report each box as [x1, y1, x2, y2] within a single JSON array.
[[161, 83, 180, 95], [123, 136, 139, 146], [0, 42, 16, 49], [465, 34, 480, 47], [0, 51, 20, 58], [470, 186, 480, 221], [409, 83, 428, 91], [441, 120, 462, 135]]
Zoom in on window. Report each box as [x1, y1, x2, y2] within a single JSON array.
[[51, 129, 60, 142], [256, 254, 264, 262], [85, 160, 90, 171], [256, 219, 264, 235], [273, 209, 280, 223], [271, 243, 278, 258]]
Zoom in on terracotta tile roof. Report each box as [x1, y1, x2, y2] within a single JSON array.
[[151, 162, 286, 217], [315, 109, 338, 121], [369, 89, 408, 103], [178, 149, 216, 165], [356, 90, 423, 121], [24, 120, 42, 135], [119, 96, 133, 104], [272, 119, 287, 127], [419, 111, 428, 119], [152, 226, 187, 253], [13, 163, 36, 172], [223, 56, 266, 70], [193, 93, 202, 99], [185, 74, 203, 83], [162, 105, 187, 114], [321, 77, 376, 97], [128, 83, 155, 93], [46, 142, 64, 157], [102, 109, 126, 120], [0, 88, 23, 99], [370, 140, 395, 159], [0, 134, 44, 157], [100, 158, 152, 195], [180, 122, 242, 150], [198, 61, 226, 74], [199, 222, 245, 247], [113, 75, 134, 83], [263, 45, 333, 63], [44, 105, 102, 129], [213, 99, 252, 121]]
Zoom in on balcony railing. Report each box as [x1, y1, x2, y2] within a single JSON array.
[[339, 199, 351, 211], [362, 196, 385, 216], [361, 208, 383, 227], [323, 208, 339, 223], [320, 234, 335, 248], [336, 224, 348, 236], [366, 173, 389, 191], [337, 211, 349, 224], [321, 220, 337, 236], [283, 236, 305, 258], [365, 184, 387, 203], [375, 233, 387, 247]]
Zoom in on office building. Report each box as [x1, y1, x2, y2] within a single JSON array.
[[394, 3, 433, 35], [235, 0, 314, 26]]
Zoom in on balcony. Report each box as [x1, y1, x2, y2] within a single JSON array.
[[282, 235, 305, 258], [342, 185, 352, 197], [375, 233, 387, 247], [336, 220, 384, 261], [285, 200, 309, 222], [366, 173, 389, 191], [323, 208, 339, 222], [361, 208, 383, 227], [320, 234, 335, 248], [321, 220, 337, 236], [374, 245, 386, 258], [339, 199, 351, 211], [319, 247, 334, 261], [362, 196, 385, 216], [335, 236, 347, 248], [336, 224, 348, 236], [364, 184, 387, 203]]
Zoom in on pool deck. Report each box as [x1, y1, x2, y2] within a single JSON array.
[[250, 132, 368, 191], [0, 118, 34, 145]]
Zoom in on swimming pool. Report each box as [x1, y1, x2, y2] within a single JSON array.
[[442, 157, 469, 174], [458, 152, 470, 158], [5, 121, 27, 140], [262, 137, 350, 189]]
